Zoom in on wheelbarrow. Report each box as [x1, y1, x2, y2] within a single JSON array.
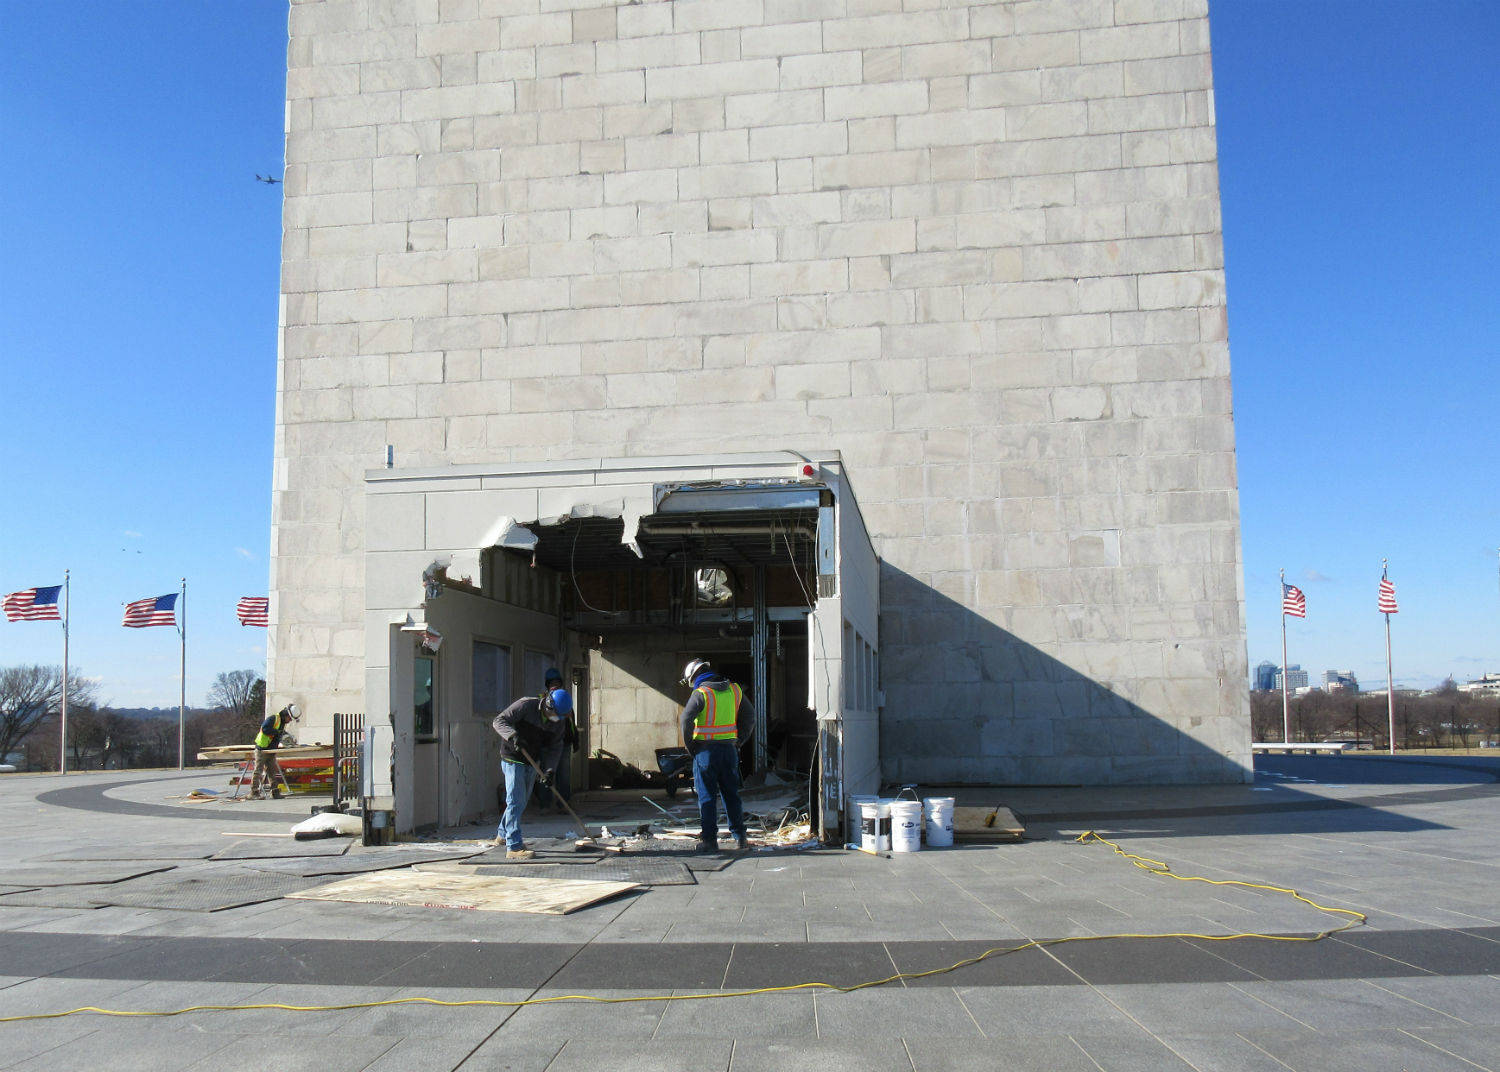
[[654, 747, 694, 799]]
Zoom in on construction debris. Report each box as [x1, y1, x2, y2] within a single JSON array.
[[952, 805, 1025, 842]]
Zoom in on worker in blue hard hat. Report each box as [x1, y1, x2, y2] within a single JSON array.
[[490, 682, 573, 859], [537, 668, 580, 814]]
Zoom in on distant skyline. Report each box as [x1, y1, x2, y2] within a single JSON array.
[[2, 2, 1496, 706]]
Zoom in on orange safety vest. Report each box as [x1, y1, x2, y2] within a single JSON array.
[[692, 683, 741, 741]]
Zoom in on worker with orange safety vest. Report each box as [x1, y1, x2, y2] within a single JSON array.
[[678, 658, 754, 852]]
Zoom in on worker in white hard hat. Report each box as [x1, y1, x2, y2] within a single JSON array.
[[678, 658, 753, 852], [250, 703, 299, 800]]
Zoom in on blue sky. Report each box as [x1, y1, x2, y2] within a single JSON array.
[[1, 2, 1495, 706]]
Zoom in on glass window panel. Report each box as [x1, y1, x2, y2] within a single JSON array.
[[414, 656, 435, 738]]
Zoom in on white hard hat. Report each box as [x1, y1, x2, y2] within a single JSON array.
[[681, 658, 711, 685], [284, 703, 301, 720]]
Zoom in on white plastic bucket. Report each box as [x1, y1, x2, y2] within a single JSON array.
[[923, 797, 955, 848], [847, 794, 878, 845], [890, 800, 923, 853], [859, 801, 891, 853]]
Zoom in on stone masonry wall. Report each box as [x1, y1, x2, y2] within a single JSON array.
[[273, 0, 1251, 782]]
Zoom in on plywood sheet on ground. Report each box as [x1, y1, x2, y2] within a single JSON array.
[[952, 806, 1025, 841], [290, 869, 639, 914]]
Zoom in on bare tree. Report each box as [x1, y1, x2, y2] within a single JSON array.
[[0, 665, 97, 763], [207, 670, 265, 742]]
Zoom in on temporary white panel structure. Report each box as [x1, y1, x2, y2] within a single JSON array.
[[362, 452, 878, 838]]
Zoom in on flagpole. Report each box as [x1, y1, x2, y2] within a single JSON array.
[[1280, 569, 1291, 742], [1384, 559, 1395, 755], [178, 578, 186, 772], [60, 571, 70, 776]]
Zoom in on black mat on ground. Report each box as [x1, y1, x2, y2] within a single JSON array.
[[451, 846, 605, 865], [242, 847, 483, 877], [38, 848, 216, 862], [0, 887, 109, 909], [585, 859, 697, 886], [85, 871, 320, 911], [683, 855, 738, 872], [211, 838, 353, 860], [1, 864, 176, 887]]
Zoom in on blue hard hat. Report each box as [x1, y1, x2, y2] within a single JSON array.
[[547, 688, 573, 716]]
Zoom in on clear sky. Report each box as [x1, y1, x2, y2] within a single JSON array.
[[1, 2, 1495, 707]]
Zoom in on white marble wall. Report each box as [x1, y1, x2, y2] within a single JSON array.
[[274, 0, 1251, 783]]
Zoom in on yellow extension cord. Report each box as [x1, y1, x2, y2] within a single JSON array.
[[0, 831, 1366, 1024]]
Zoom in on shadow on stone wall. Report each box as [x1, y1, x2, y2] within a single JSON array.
[[878, 564, 1249, 787]]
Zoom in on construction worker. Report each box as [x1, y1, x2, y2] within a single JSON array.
[[251, 703, 299, 799], [678, 658, 752, 852], [537, 667, 580, 813], [490, 686, 571, 859]]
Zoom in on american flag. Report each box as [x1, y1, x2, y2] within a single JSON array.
[[3, 585, 62, 622], [1281, 583, 1306, 618], [237, 596, 269, 627], [123, 593, 177, 628], [1378, 577, 1398, 614]]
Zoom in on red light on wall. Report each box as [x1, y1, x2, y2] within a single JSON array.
[[801, 464, 814, 477]]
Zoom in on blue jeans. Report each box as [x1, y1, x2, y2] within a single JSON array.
[[692, 741, 745, 844], [497, 760, 535, 849]]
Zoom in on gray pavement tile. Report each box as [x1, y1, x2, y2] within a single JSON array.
[[1403, 1026, 1500, 1070], [488, 988, 668, 1041], [905, 1035, 1099, 1072], [548, 941, 733, 990], [729, 1039, 915, 1071], [1150, 1034, 1302, 1072], [1369, 974, 1500, 1024], [1336, 926, 1500, 975], [547, 1038, 733, 1071], [1241, 1027, 1492, 1072], [652, 989, 816, 1038], [0, 975, 141, 1017], [454, 1039, 565, 1071], [885, 940, 1079, 988], [663, 921, 810, 943], [333, 986, 530, 1043], [368, 941, 580, 989], [1047, 935, 1261, 986], [178, 1031, 399, 1072], [1230, 978, 1469, 1031], [955, 983, 1145, 1037], [0, 1017, 100, 1068], [1071, 1030, 1200, 1071], [814, 989, 984, 1038], [187, 982, 403, 1035], [107, 979, 276, 1030], [723, 942, 898, 989], [6, 1020, 236, 1072], [1184, 931, 1430, 981], [353, 1035, 481, 1072], [1098, 981, 1306, 1035]]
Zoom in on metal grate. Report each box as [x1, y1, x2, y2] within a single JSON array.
[[333, 712, 364, 805]]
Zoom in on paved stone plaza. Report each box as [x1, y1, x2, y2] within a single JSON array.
[[1, 754, 1497, 1070]]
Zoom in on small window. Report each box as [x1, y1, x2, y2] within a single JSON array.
[[473, 641, 511, 715], [414, 656, 436, 738]]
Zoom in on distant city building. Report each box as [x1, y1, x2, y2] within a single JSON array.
[[1323, 670, 1359, 694], [1253, 662, 1279, 692], [1272, 665, 1309, 691], [1458, 673, 1500, 696]]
